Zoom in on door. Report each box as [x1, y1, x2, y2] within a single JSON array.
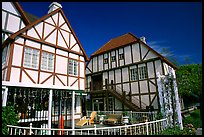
[[93, 98, 104, 111], [92, 74, 103, 90]]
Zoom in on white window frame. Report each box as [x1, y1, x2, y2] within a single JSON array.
[[130, 68, 138, 81], [41, 51, 54, 71], [23, 47, 39, 69], [138, 66, 147, 80], [104, 58, 108, 64], [111, 56, 116, 62], [119, 53, 124, 60], [69, 59, 78, 76]]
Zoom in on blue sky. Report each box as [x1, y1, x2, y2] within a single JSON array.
[[19, 2, 202, 65]]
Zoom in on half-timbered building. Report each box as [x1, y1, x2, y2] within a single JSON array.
[[2, 2, 88, 129], [86, 32, 179, 112]]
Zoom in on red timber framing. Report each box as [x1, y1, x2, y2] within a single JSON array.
[[2, 7, 88, 89]]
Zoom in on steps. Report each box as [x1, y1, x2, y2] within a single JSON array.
[[107, 87, 147, 112]]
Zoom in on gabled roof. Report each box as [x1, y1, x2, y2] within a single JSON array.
[[91, 33, 138, 57], [90, 32, 177, 69], [3, 7, 88, 61]]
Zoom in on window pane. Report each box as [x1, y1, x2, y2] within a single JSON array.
[[74, 61, 78, 75], [48, 54, 54, 71], [41, 52, 54, 71], [68, 59, 73, 75], [24, 47, 32, 67], [41, 52, 48, 70], [130, 68, 137, 81], [31, 50, 39, 68], [138, 66, 147, 80]]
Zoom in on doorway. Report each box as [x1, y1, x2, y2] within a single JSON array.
[[93, 98, 104, 111], [92, 74, 103, 90]]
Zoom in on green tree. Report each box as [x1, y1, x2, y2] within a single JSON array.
[[2, 105, 19, 135], [176, 64, 202, 97]]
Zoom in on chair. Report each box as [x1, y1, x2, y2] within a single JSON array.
[[103, 114, 122, 125], [76, 111, 97, 126]]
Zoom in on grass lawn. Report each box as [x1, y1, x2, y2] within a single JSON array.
[[159, 109, 201, 135]]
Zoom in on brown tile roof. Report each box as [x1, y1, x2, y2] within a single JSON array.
[[89, 32, 177, 69], [91, 32, 139, 57]]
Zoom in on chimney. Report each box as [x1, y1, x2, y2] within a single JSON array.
[[48, 2, 62, 14], [140, 36, 146, 44]]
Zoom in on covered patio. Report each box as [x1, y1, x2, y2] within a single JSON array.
[[2, 81, 86, 134]]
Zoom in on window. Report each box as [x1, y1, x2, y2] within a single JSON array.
[[24, 47, 39, 69], [130, 65, 147, 81], [69, 59, 78, 75], [130, 68, 138, 81], [119, 53, 124, 60], [104, 58, 108, 64], [111, 56, 116, 62], [41, 52, 54, 71], [138, 66, 147, 80], [2, 46, 8, 67]]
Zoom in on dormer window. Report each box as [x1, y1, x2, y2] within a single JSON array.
[[111, 56, 116, 62]]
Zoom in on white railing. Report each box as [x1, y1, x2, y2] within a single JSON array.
[[7, 118, 168, 135], [87, 111, 158, 122]]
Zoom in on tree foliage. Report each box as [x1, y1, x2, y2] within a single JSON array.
[[2, 105, 19, 135], [176, 64, 202, 97]]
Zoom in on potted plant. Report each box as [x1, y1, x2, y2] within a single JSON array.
[[122, 111, 129, 124], [20, 103, 28, 119], [98, 111, 105, 124]]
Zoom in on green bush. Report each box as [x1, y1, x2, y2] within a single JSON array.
[[183, 109, 201, 128], [159, 126, 184, 135], [159, 125, 196, 135], [2, 105, 19, 135], [159, 109, 201, 135]]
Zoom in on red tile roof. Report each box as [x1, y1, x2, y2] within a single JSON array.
[[91, 32, 139, 57], [89, 32, 177, 69]]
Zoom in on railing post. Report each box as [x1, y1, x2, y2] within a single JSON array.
[[94, 124, 97, 135], [48, 89, 53, 135], [145, 120, 149, 135], [72, 91, 75, 135], [29, 123, 32, 135], [125, 124, 127, 135]]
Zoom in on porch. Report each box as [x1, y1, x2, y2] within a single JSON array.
[[2, 81, 86, 130]]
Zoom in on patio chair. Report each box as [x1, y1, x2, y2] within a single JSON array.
[[76, 111, 97, 126], [103, 114, 122, 125]]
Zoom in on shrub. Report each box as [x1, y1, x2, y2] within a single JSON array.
[[183, 109, 201, 128], [159, 109, 201, 135], [2, 105, 19, 135]]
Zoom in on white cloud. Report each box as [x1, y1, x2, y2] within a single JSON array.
[[148, 40, 192, 64], [148, 40, 172, 57]]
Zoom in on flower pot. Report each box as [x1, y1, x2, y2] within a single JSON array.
[[98, 115, 105, 124], [122, 116, 129, 124]]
